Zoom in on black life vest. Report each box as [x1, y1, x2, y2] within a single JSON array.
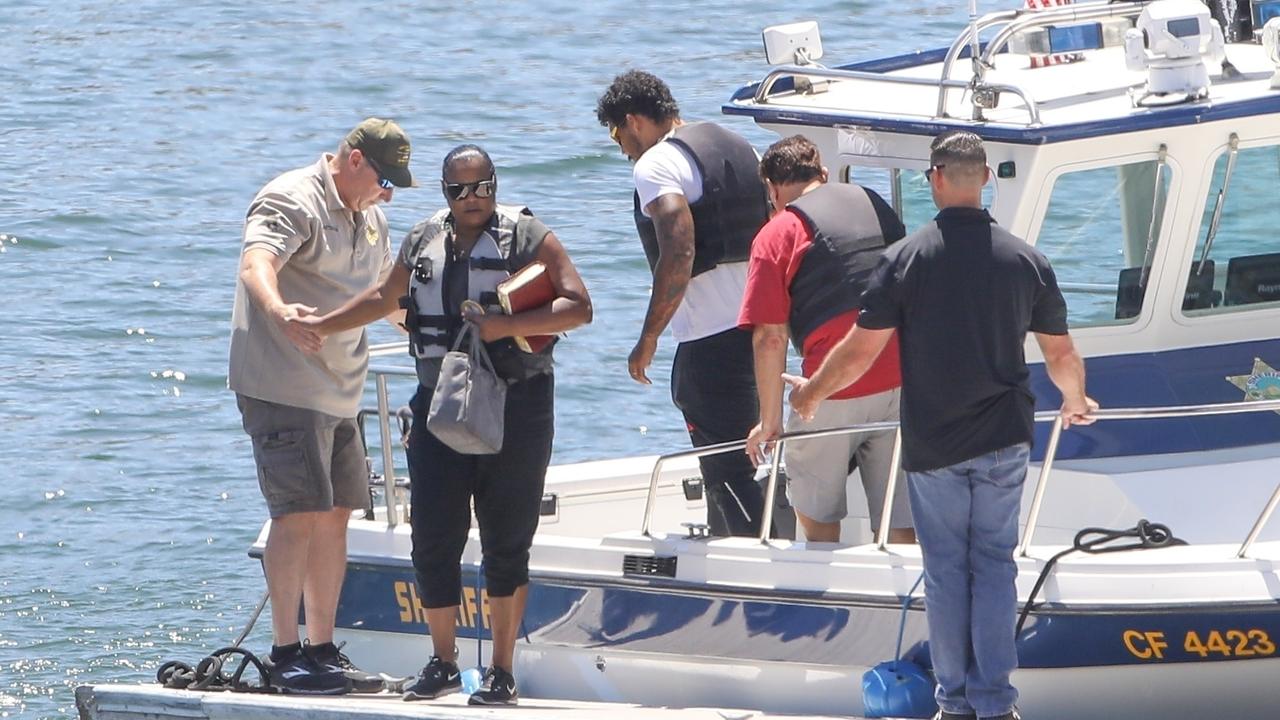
[[400, 204, 554, 387], [786, 183, 888, 353], [633, 122, 768, 277]]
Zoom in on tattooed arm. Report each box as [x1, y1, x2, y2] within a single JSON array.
[[629, 193, 695, 384]]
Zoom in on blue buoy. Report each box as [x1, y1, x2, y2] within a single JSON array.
[[861, 659, 938, 718], [865, 572, 936, 718]]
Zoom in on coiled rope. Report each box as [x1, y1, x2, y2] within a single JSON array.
[[156, 590, 273, 692], [1016, 519, 1186, 635]]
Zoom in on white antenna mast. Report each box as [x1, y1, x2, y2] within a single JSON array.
[[969, 0, 985, 119]]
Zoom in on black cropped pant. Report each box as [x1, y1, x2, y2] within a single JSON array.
[[407, 373, 554, 607], [671, 327, 764, 537]]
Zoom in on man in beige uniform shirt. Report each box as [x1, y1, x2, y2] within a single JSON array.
[[228, 118, 414, 695]]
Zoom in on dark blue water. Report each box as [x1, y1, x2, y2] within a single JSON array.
[[0, 1, 1006, 716]]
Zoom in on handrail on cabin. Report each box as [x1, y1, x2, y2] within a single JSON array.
[[746, 1, 1151, 125], [977, 0, 1146, 70], [935, 0, 1145, 119], [750, 64, 1042, 126], [748, 1, 1145, 125]]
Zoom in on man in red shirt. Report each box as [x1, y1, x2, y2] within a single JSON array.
[[740, 136, 914, 544]]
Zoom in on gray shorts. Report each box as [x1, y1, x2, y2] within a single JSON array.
[[236, 394, 370, 518], [783, 387, 913, 529]]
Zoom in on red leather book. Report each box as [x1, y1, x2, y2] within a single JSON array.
[[496, 261, 557, 353]]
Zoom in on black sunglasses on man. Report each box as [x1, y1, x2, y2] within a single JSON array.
[[365, 156, 396, 190]]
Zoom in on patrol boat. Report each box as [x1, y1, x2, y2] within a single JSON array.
[[248, 1, 1280, 717]]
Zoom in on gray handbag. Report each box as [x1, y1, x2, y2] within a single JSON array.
[[425, 321, 507, 454]]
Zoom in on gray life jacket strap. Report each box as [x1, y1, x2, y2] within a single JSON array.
[[469, 256, 509, 272], [415, 314, 453, 328]]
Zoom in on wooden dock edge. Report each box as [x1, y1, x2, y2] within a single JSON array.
[[75, 684, 860, 720]]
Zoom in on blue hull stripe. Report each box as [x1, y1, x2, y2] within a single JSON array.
[[1028, 338, 1280, 460], [328, 561, 1280, 670]]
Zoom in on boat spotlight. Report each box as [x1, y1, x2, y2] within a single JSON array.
[[1123, 0, 1225, 106], [1264, 18, 1280, 89], [762, 21, 824, 66]]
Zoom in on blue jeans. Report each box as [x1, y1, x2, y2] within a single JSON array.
[[907, 442, 1029, 719]]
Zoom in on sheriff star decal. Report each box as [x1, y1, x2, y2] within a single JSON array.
[[365, 223, 379, 246], [1226, 358, 1280, 408]]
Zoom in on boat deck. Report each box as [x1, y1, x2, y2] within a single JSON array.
[[732, 45, 1280, 123], [74, 684, 861, 720]]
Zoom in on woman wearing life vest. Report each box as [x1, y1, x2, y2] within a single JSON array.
[[301, 144, 592, 705]]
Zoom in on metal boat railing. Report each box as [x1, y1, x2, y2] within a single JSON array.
[[749, 65, 1043, 126], [368, 340, 410, 359], [973, 1, 1145, 71], [367, 361, 416, 527], [935, 0, 1147, 118], [638, 397, 1280, 559], [362, 345, 1280, 557], [748, 0, 1150, 126]]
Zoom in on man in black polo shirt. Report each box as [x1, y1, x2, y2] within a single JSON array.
[[787, 131, 1096, 720]]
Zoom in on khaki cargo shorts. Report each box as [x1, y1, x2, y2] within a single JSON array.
[[236, 394, 370, 518], [784, 387, 913, 529]]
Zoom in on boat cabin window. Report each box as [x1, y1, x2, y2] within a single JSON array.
[[1034, 159, 1171, 327], [842, 165, 994, 233], [1183, 143, 1280, 317]]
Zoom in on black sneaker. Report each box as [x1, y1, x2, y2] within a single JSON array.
[[402, 656, 462, 700], [981, 712, 1021, 720], [306, 641, 385, 694], [935, 711, 978, 720], [267, 647, 351, 695], [468, 665, 517, 706]]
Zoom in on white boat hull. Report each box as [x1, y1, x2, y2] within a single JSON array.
[[255, 444, 1280, 720]]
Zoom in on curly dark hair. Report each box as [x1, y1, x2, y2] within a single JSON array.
[[595, 70, 680, 127], [759, 135, 823, 186]]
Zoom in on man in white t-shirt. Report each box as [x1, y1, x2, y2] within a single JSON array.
[[596, 70, 770, 537]]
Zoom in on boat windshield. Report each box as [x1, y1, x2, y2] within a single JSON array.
[[1034, 157, 1171, 327], [1183, 142, 1280, 316]]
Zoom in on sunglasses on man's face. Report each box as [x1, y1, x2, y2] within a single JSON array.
[[442, 178, 496, 201], [365, 157, 395, 190], [924, 164, 946, 182]]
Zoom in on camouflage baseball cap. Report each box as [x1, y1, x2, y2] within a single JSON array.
[[345, 117, 416, 188]]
